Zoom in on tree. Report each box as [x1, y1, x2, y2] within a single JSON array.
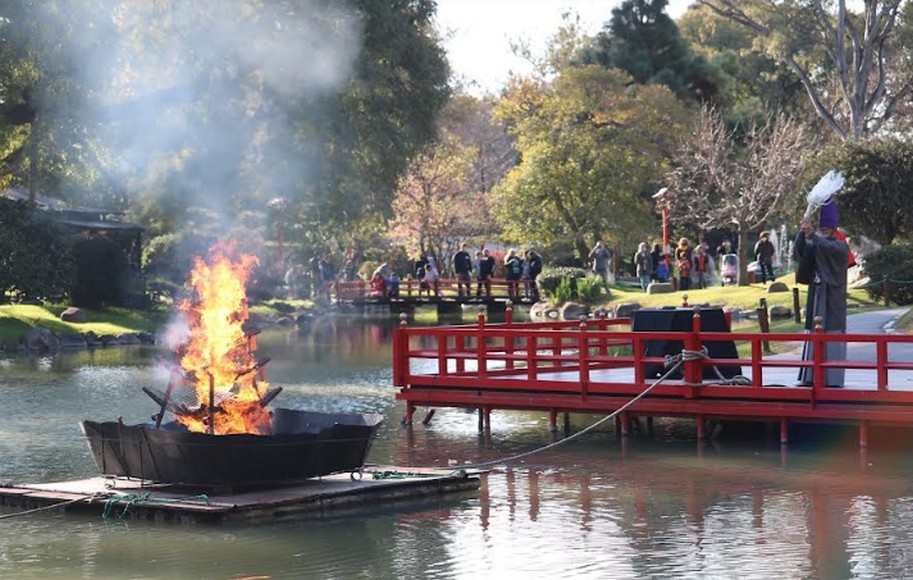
[[0, 199, 75, 299], [666, 106, 811, 285], [697, 0, 913, 139], [0, 0, 108, 202], [584, 0, 723, 102], [0, 0, 451, 247], [678, 4, 808, 124], [321, 0, 452, 226], [819, 137, 913, 244], [493, 66, 689, 262], [388, 136, 491, 267], [440, 94, 516, 195]]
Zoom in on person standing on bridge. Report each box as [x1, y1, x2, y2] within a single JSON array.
[[504, 248, 523, 301], [524, 249, 543, 301], [795, 200, 849, 387], [452, 243, 473, 297], [476, 248, 495, 297]]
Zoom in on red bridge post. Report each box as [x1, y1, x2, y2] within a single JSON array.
[[812, 317, 825, 407], [477, 306, 488, 378], [684, 307, 703, 388], [579, 316, 589, 400]]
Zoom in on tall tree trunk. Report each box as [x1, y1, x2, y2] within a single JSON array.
[[575, 236, 589, 268], [737, 227, 750, 286]]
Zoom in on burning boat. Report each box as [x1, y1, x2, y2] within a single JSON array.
[[81, 244, 382, 487]]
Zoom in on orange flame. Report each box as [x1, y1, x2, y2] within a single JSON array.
[[176, 242, 271, 435]]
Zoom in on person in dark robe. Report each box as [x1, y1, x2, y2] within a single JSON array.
[[794, 200, 849, 387]]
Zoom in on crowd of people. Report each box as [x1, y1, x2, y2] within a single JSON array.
[[620, 232, 778, 293], [621, 238, 711, 293], [286, 231, 785, 302], [371, 246, 544, 301]]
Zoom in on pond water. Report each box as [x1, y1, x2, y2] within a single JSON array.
[[2, 313, 913, 579]]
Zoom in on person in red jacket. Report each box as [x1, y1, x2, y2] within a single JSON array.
[[675, 238, 693, 291], [693, 245, 709, 289]]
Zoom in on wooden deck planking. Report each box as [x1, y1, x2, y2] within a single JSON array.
[[0, 465, 481, 523]]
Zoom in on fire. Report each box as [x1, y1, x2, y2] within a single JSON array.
[[175, 242, 272, 435]]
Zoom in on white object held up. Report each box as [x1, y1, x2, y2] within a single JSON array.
[[804, 170, 845, 220]]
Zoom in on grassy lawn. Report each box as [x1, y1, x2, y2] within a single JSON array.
[[0, 304, 168, 349], [0, 296, 323, 350], [605, 274, 894, 356], [894, 307, 913, 333], [0, 275, 892, 352], [604, 272, 879, 314]]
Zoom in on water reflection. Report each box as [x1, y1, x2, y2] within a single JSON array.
[[2, 315, 913, 578]]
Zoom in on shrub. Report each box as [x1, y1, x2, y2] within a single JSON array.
[[553, 277, 577, 304], [0, 199, 76, 300], [143, 231, 215, 288], [863, 244, 913, 305], [537, 266, 588, 299], [576, 274, 605, 305], [540, 269, 606, 305]]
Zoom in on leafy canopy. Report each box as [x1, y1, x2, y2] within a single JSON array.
[[0, 0, 451, 255], [493, 65, 689, 261]]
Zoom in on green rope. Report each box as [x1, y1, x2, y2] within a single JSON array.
[[371, 470, 439, 480], [101, 492, 211, 521]]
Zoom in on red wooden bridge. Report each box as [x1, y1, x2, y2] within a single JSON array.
[[392, 307, 913, 448], [335, 278, 537, 314]]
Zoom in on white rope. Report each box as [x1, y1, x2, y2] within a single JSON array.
[[0, 491, 113, 521], [454, 347, 749, 470], [460, 358, 684, 469]]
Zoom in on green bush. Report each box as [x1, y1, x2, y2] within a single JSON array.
[[863, 244, 913, 305], [538, 266, 587, 299], [541, 270, 606, 305], [0, 199, 76, 301], [576, 274, 605, 304], [553, 277, 577, 304]]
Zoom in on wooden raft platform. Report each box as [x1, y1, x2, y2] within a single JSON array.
[[0, 465, 481, 524]]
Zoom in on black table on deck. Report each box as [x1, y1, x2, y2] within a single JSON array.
[[631, 307, 741, 379]]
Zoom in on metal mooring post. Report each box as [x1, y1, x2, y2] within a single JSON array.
[[757, 298, 771, 353], [792, 288, 801, 324]]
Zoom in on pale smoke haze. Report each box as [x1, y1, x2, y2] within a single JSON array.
[[32, 0, 363, 213]]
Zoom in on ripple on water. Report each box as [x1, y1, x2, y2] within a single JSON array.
[[6, 323, 913, 578]]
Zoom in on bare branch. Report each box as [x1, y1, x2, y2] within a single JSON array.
[[696, 1, 769, 34], [703, 0, 910, 139], [667, 107, 810, 284]]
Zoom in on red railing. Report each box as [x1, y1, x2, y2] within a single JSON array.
[[336, 278, 536, 301], [391, 309, 913, 429]]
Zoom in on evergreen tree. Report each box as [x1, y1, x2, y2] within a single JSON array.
[[584, 0, 723, 102]]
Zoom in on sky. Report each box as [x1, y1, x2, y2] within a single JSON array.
[[435, 0, 695, 94]]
